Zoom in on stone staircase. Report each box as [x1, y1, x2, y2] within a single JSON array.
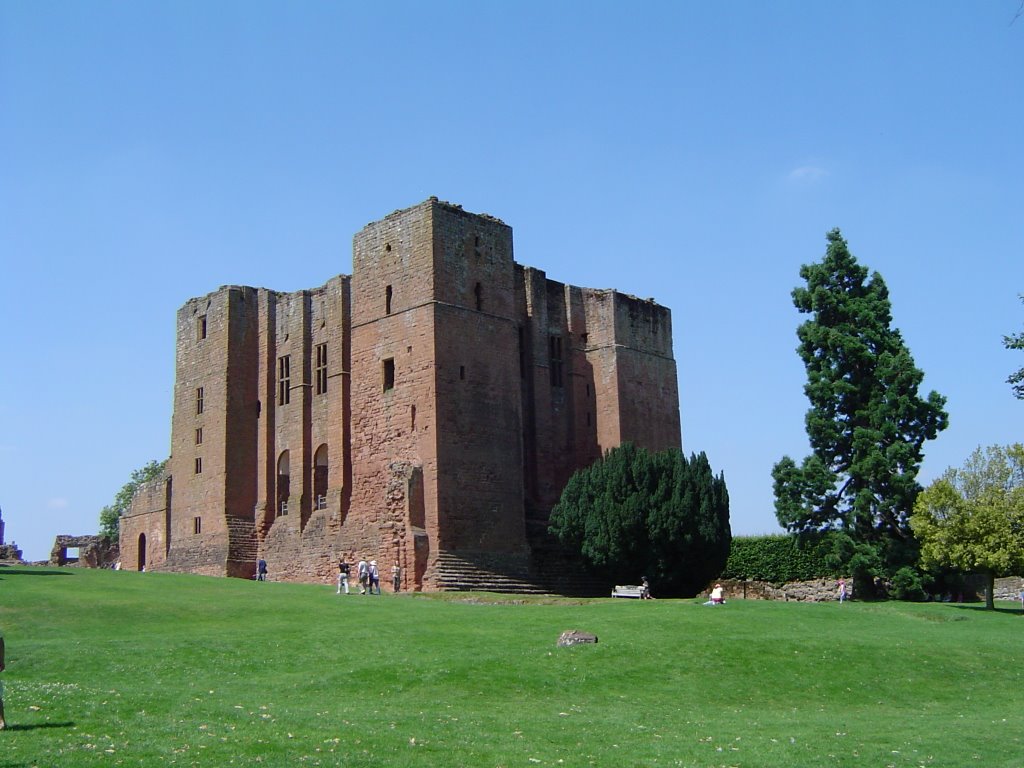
[[432, 551, 550, 594], [431, 542, 610, 597]]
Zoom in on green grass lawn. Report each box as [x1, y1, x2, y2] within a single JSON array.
[[1, 566, 1022, 767]]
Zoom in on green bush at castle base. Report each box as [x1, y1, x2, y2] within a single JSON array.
[[720, 533, 839, 583]]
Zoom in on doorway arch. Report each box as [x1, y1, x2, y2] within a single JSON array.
[[138, 533, 147, 571]]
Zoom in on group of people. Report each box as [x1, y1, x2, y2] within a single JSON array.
[[336, 559, 401, 595], [254, 557, 402, 594]]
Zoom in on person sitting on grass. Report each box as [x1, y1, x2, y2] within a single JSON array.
[[703, 583, 725, 606]]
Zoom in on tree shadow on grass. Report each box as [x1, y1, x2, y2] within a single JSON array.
[[1, 721, 76, 732], [0, 567, 73, 578], [949, 603, 1024, 618]]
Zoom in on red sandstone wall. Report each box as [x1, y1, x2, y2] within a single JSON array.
[[164, 287, 258, 576], [430, 205, 526, 554], [349, 201, 441, 587]]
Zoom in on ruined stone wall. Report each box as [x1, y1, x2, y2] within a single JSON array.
[[120, 474, 170, 571], [128, 198, 682, 590]]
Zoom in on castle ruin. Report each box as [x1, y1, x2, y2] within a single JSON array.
[[120, 199, 681, 591]]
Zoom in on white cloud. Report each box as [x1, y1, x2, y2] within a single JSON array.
[[787, 165, 828, 183]]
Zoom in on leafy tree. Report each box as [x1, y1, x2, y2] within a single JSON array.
[[772, 229, 948, 597], [1005, 294, 1024, 400], [910, 444, 1024, 609], [548, 443, 730, 597], [99, 459, 168, 542]]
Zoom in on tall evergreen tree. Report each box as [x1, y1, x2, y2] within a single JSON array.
[[549, 444, 730, 597], [772, 229, 948, 596]]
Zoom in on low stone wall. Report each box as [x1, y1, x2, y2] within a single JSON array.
[[714, 578, 850, 602], [994, 576, 1024, 601], [713, 575, 1024, 603]]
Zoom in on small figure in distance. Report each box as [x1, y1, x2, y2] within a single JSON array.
[[640, 576, 653, 599], [337, 560, 350, 595], [838, 578, 847, 604], [703, 583, 725, 606], [0, 631, 6, 730], [392, 563, 401, 593], [256, 558, 268, 582]]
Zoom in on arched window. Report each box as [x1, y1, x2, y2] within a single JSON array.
[[314, 444, 328, 510], [138, 533, 147, 571], [277, 451, 290, 515]]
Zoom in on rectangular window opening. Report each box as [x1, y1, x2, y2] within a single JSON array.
[[195, 427, 203, 445], [196, 387, 204, 415], [278, 355, 291, 405], [315, 343, 328, 395], [195, 457, 203, 474], [383, 358, 395, 391], [385, 285, 393, 315], [198, 315, 207, 341], [549, 335, 564, 387], [193, 516, 202, 535]]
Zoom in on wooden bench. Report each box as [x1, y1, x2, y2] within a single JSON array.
[[612, 585, 646, 598]]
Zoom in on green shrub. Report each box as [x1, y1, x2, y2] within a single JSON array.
[[890, 566, 928, 601], [720, 533, 839, 583]]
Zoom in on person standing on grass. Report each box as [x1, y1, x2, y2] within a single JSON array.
[[838, 579, 847, 603], [0, 632, 6, 730], [392, 563, 401, 592], [357, 558, 368, 594], [256, 559, 268, 582], [368, 560, 380, 595]]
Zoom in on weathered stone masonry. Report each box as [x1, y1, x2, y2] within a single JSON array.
[[120, 199, 682, 591]]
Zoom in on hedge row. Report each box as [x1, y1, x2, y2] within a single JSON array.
[[720, 533, 839, 583]]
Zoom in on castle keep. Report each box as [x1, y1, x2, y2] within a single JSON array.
[[120, 199, 681, 591]]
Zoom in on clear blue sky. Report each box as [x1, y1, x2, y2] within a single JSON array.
[[2, 2, 1022, 562]]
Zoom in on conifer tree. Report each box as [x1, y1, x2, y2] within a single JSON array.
[[772, 229, 948, 596], [549, 444, 730, 597]]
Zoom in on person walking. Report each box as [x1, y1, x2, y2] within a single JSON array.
[[368, 560, 380, 595], [337, 561, 350, 595], [256, 559, 268, 582], [392, 563, 401, 592], [838, 579, 847, 604]]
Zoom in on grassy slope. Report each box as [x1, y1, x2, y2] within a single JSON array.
[[0, 566, 1022, 768]]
